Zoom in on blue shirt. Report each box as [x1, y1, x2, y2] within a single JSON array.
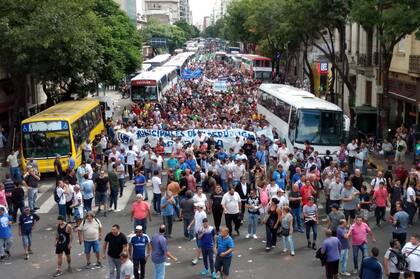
[[167, 158, 179, 170], [291, 173, 301, 185], [360, 257, 383, 279], [160, 197, 174, 217], [321, 236, 341, 262], [81, 180, 94, 199], [19, 214, 38, 235], [131, 234, 150, 260], [0, 212, 12, 238], [199, 227, 215, 249], [216, 234, 235, 258], [151, 233, 167, 264], [336, 226, 349, 250], [273, 170, 287, 190], [217, 152, 228, 161], [255, 150, 266, 165], [134, 175, 146, 193], [185, 159, 197, 173], [68, 158, 75, 170], [179, 162, 188, 172]]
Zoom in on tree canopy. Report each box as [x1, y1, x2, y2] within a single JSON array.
[[0, 0, 142, 105]]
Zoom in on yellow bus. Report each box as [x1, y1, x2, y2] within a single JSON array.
[[21, 100, 105, 173]]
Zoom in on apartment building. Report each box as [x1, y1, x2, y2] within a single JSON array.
[[144, 0, 180, 24]]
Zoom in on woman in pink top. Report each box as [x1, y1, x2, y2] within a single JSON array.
[[0, 184, 7, 209], [372, 182, 388, 227], [346, 216, 376, 273]]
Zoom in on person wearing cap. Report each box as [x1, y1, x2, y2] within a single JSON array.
[[131, 194, 151, 234], [129, 225, 151, 279], [327, 203, 345, 236], [18, 206, 39, 259], [188, 201, 207, 265], [272, 188, 288, 208], [54, 215, 73, 277], [0, 206, 12, 261]]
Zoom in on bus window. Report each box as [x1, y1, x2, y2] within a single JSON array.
[[131, 86, 158, 101], [295, 110, 341, 146], [23, 129, 71, 158]]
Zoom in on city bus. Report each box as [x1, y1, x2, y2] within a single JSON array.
[[163, 52, 195, 75], [241, 54, 272, 81], [131, 66, 178, 102], [21, 100, 105, 173], [143, 54, 171, 69], [258, 84, 347, 156]]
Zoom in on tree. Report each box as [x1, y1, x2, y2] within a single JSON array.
[[351, 0, 420, 136], [174, 19, 200, 39], [201, 18, 227, 39], [140, 19, 188, 53], [93, 0, 142, 87], [223, 0, 258, 51], [0, 0, 142, 106]]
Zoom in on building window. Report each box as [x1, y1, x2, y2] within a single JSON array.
[[398, 37, 406, 53], [365, 80, 372, 105]]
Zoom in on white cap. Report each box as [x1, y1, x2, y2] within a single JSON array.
[[136, 194, 144, 199], [135, 225, 143, 231]]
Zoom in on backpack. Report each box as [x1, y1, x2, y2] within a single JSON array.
[[389, 249, 409, 271], [54, 187, 62, 203]]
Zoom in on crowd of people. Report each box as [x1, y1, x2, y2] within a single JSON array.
[[0, 51, 420, 279]]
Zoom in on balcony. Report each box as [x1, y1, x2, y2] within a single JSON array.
[[409, 55, 420, 74]]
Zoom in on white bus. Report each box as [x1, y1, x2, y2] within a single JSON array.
[[215, 51, 228, 64], [163, 52, 195, 75], [258, 84, 348, 155], [131, 66, 177, 102], [143, 54, 171, 69]]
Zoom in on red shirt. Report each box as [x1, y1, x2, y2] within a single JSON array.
[[373, 187, 388, 207], [300, 185, 314, 206], [132, 201, 150, 220]]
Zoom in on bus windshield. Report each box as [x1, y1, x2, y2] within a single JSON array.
[[23, 129, 71, 158], [131, 85, 158, 101], [295, 110, 342, 146]]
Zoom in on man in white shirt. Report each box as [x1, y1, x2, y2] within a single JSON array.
[[370, 171, 386, 191], [347, 139, 358, 172], [402, 234, 420, 277], [126, 146, 137, 180], [406, 184, 417, 225], [151, 171, 162, 214], [232, 136, 244, 154], [7, 149, 21, 182], [231, 159, 245, 185], [221, 186, 241, 236], [272, 188, 288, 208]]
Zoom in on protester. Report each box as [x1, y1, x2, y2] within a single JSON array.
[[215, 227, 235, 279], [281, 206, 295, 256], [18, 206, 39, 260], [54, 215, 72, 277], [359, 247, 383, 279], [131, 194, 152, 233], [321, 229, 341, 279], [0, 206, 12, 261], [264, 198, 282, 252], [160, 191, 176, 238], [151, 224, 179, 279], [221, 186, 241, 236], [337, 219, 350, 276], [103, 224, 128, 279], [402, 234, 420, 279], [197, 218, 217, 278], [303, 196, 318, 250], [78, 211, 103, 268], [384, 239, 403, 279], [391, 201, 410, 246], [372, 181, 389, 227], [346, 215, 376, 274], [210, 185, 224, 233], [119, 251, 134, 279], [129, 225, 151, 279], [245, 189, 260, 239], [188, 202, 207, 265]]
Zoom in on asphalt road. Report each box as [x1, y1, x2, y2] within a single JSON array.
[[2, 179, 419, 279]]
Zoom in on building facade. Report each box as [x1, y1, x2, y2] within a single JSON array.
[[179, 0, 191, 23], [144, 0, 180, 25], [334, 23, 419, 137]]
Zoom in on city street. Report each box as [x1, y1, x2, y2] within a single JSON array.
[[1, 177, 419, 278]]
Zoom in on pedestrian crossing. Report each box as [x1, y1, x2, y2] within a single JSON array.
[[34, 182, 143, 215]]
